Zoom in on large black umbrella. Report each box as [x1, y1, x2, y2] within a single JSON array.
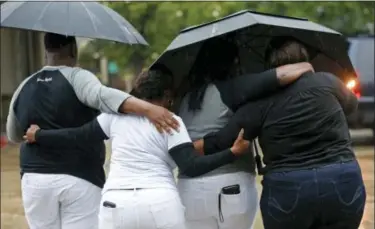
[[151, 10, 354, 91], [0, 0, 148, 45]]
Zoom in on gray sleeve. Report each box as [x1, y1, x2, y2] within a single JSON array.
[[6, 76, 33, 143], [64, 68, 132, 114]]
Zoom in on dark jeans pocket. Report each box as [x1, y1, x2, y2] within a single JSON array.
[[261, 180, 302, 223], [331, 172, 366, 216]]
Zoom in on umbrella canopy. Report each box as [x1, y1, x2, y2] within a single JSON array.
[[0, 0, 148, 45], [151, 10, 354, 92]]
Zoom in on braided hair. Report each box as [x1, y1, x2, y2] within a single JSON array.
[[130, 64, 174, 101], [187, 37, 239, 111]]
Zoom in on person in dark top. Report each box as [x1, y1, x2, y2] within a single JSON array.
[[6, 33, 179, 229], [195, 38, 366, 229], [22, 36, 312, 229], [22, 68, 251, 229], [177, 37, 313, 229]]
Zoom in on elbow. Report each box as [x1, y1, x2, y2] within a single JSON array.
[[6, 127, 23, 144], [344, 100, 359, 116], [183, 171, 201, 178], [180, 166, 202, 178], [7, 134, 23, 144]]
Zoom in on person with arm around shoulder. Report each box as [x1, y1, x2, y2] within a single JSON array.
[[198, 37, 364, 229], [6, 33, 178, 229], [177, 37, 314, 229], [23, 68, 251, 229]]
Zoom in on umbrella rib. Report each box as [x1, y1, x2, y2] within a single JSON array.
[[0, 1, 26, 23], [80, 2, 99, 35], [100, 5, 136, 44], [33, 2, 54, 30]]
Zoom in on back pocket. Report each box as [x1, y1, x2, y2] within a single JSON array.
[[179, 189, 210, 220], [331, 171, 366, 216], [150, 196, 186, 229], [220, 190, 249, 218], [98, 205, 115, 229], [261, 182, 302, 223]]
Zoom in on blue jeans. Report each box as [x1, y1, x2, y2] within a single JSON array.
[[260, 160, 366, 229]]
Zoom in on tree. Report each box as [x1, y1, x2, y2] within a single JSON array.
[[82, 2, 374, 76]]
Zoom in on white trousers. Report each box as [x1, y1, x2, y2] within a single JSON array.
[[21, 173, 101, 229], [99, 188, 186, 229], [178, 172, 258, 229]]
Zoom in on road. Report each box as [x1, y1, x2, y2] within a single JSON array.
[[1, 142, 373, 229]]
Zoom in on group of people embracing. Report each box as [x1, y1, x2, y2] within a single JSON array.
[[7, 32, 366, 229]]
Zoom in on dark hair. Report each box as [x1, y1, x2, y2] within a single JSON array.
[[187, 37, 238, 111], [44, 33, 76, 52], [265, 36, 310, 69], [130, 66, 174, 101]]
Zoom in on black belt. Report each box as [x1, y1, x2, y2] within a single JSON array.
[[120, 188, 143, 191]]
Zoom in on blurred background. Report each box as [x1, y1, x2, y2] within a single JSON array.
[[1, 2, 374, 229]]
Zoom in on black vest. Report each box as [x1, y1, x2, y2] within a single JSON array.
[[14, 70, 105, 188]]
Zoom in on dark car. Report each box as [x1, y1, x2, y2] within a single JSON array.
[[346, 36, 374, 138]]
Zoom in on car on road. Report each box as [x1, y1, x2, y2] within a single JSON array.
[[346, 35, 374, 139]]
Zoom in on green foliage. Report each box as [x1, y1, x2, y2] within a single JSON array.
[[83, 2, 374, 75]]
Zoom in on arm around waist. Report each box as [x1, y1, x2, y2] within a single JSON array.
[[169, 143, 236, 177]]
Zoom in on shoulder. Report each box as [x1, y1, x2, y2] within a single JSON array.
[[168, 114, 189, 136], [166, 114, 191, 148], [97, 113, 116, 124], [312, 72, 341, 86], [206, 83, 227, 103], [314, 71, 338, 80], [60, 67, 97, 82], [12, 73, 38, 99]]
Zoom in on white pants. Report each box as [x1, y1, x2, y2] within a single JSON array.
[[99, 188, 186, 229], [178, 172, 258, 229], [21, 173, 101, 229]]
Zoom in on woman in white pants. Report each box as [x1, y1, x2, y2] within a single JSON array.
[[24, 67, 251, 229], [177, 38, 313, 229]]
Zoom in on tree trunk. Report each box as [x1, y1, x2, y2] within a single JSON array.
[[129, 4, 158, 75]]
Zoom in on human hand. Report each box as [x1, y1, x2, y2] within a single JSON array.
[[277, 62, 314, 86], [23, 124, 40, 143], [145, 104, 180, 134], [230, 129, 250, 156]]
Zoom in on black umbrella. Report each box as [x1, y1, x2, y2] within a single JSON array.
[[0, 0, 148, 45], [151, 10, 354, 91]]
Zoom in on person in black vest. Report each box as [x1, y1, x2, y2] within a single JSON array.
[[195, 37, 366, 229], [6, 33, 179, 229]]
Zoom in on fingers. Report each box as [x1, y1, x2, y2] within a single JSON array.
[[166, 115, 180, 132], [305, 62, 314, 73], [154, 123, 163, 133], [158, 113, 180, 134], [160, 121, 172, 134], [23, 135, 30, 143], [243, 139, 250, 148], [237, 128, 244, 139]]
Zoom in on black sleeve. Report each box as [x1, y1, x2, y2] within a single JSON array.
[[203, 102, 263, 154], [324, 72, 358, 115], [169, 142, 236, 177], [215, 69, 278, 111], [35, 119, 108, 149]]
